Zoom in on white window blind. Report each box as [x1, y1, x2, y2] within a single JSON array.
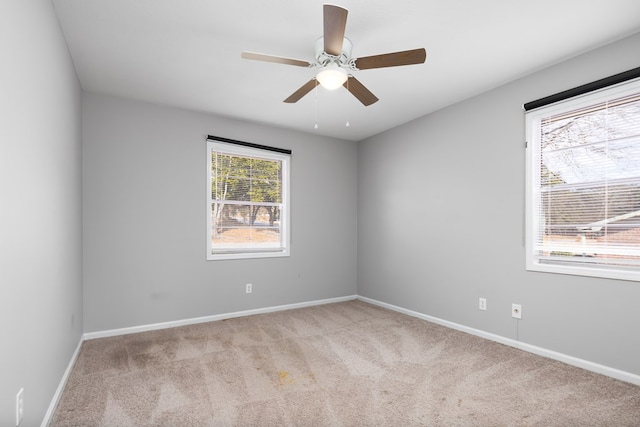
[[526, 79, 640, 281], [207, 139, 290, 260]]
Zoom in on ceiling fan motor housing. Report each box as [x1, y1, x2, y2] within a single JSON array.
[[240, 4, 425, 106], [314, 37, 355, 69]]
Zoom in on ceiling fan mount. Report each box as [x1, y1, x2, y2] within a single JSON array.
[[241, 4, 426, 106], [313, 37, 354, 69]]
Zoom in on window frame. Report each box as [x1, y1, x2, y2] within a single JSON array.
[[207, 139, 290, 261], [525, 78, 640, 282]]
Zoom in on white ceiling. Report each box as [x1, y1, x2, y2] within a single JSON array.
[[51, 0, 640, 142]]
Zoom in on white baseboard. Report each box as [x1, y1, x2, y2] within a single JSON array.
[[51, 295, 640, 427], [358, 296, 640, 386], [84, 295, 358, 340], [48, 291, 638, 426], [43, 295, 356, 425], [40, 336, 83, 427]]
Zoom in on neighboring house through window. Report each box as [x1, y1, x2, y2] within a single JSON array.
[[525, 75, 640, 281], [207, 136, 290, 260]]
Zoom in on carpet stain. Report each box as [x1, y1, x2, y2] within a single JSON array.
[[278, 371, 294, 385], [50, 300, 640, 426]]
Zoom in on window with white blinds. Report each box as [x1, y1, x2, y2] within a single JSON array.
[[526, 78, 640, 281], [207, 138, 290, 260]]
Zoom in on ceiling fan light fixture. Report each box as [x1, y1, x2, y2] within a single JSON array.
[[316, 63, 348, 90], [242, 5, 425, 106]]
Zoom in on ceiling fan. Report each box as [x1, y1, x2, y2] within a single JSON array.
[[241, 4, 426, 106]]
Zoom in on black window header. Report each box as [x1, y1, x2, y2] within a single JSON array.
[[524, 66, 640, 111], [207, 135, 292, 155]]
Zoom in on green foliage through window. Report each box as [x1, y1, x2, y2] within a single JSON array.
[[207, 140, 290, 259]]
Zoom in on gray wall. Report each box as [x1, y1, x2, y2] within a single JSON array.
[[358, 32, 640, 375], [82, 93, 358, 333], [0, 1, 83, 425], [1, 3, 637, 423]]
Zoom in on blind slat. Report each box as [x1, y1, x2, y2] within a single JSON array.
[[527, 78, 640, 276]]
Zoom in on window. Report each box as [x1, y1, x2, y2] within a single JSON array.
[[526, 78, 640, 281], [207, 137, 290, 260]]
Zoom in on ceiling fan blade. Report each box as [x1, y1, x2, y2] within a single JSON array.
[[354, 48, 427, 70], [323, 4, 348, 56], [344, 76, 378, 106], [284, 79, 319, 103], [241, 51, 312, 67]]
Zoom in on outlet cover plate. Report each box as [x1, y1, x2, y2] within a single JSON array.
[[479, 298, 487, 311], [512, 303, 522, 319]]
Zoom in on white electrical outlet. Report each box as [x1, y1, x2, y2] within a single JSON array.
[[245, 283, 252, 294], [512, 303, 522, 319], [479, 298, 487, 311], [16, 388, 24, 426]]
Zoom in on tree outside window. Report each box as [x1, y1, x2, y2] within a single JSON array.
[[207, 140, 290, 260], [526, 80, 640, 281]]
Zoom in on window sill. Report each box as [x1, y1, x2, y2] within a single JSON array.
[[207, 250, 290, 261], [526, 260, 640, 282]]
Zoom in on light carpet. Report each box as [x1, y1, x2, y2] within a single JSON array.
[[50, 300, 640, 426]]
